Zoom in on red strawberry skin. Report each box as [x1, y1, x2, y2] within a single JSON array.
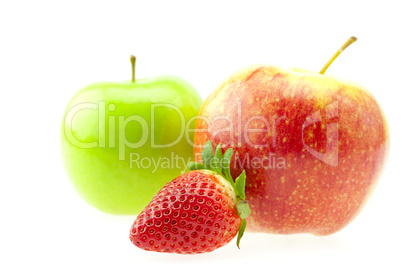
[[129, 170, 242, 254]]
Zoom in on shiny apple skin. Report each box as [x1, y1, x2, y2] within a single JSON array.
[[193, 65, 389, 235], [61, 76, 202, 214]]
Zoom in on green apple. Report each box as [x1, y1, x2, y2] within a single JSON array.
[[61, 56, 203, 214]]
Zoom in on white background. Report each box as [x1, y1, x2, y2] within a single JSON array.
[[1, 1, 401, 267]]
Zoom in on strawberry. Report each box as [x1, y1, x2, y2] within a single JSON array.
[[129, 141, 250, 254]]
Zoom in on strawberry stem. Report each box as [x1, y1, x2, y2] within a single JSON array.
[[236, 219, 247, 249]]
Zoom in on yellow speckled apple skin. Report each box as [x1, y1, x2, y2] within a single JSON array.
[[194, 65, 389, 235]]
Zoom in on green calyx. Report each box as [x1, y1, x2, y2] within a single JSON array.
[[188, 141, 250, 249]]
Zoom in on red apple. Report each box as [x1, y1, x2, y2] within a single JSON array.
[[193, 37, 390, 235]]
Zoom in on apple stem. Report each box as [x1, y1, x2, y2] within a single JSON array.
[[130, 55, 136, 82], [319, 36, 357, 75]]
